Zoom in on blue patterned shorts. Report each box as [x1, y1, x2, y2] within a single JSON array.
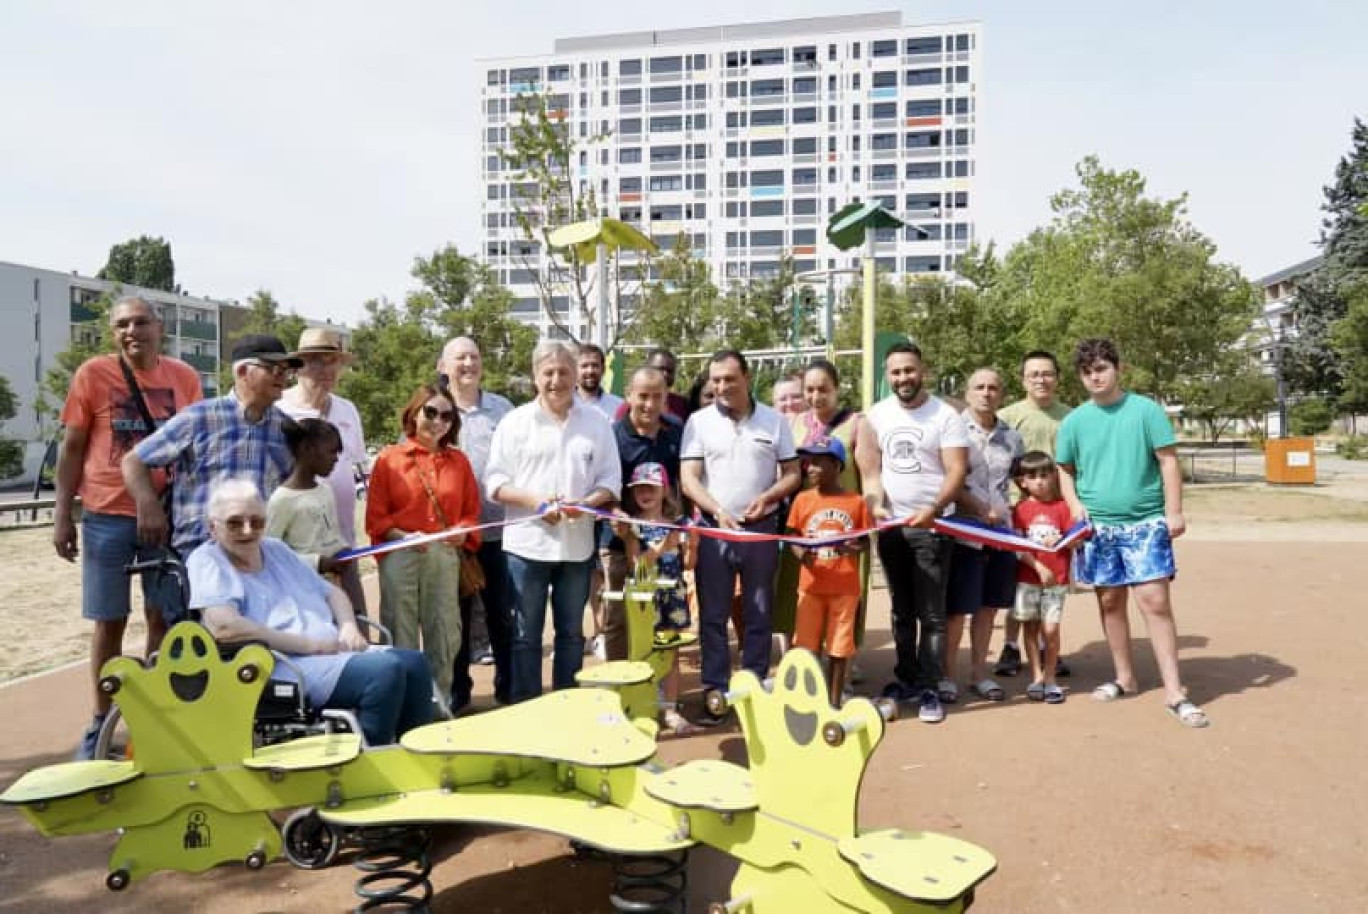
[[1073, 518, 1176, 587]]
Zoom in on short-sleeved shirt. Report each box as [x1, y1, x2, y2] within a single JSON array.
[[455, 389, 515, 539], [266, 484, 348, 571], [61, 355, 203, 516], [1055, 392, 1176, 525], [786, 489, 871, 596], [1013, 497, 1073, 586], [278, 392, 367, 546], [680, 402, 797, 520], [998, 399, 1072, 457], [577, 389, 624, 421], [187, 538, 348, 707], [614, 416, 683, 500], [133, 393, 294, 552], [865, 395, 969, 517], [485, 401, 622, 562], [961, 410, 1025, 519]]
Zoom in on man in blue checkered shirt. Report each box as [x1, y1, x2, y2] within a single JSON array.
[[123, 335, 302, 596]]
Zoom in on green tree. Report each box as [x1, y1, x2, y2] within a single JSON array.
[[1287, 118, 1368, 399], [218, 290, 308, 390], [41, 292, 113, 409], [622, 235, 724, 356], [98, 235, 176, 292], [1174, 357, 1277, 444], [989, 157, 1258, 401], [1331, 281, 1368, 430], [0, 375, 22, 479]]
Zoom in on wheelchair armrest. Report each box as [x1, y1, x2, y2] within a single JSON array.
[[353, 615, 393, 646], [268, 651, 311, 718]]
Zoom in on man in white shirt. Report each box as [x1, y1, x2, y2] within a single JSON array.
[[439, 336, 515, 710], [575, 343, 624, 419], [855, 342, 969, 724], [486, 341, 621, 702], [681, 350, 801, 723]]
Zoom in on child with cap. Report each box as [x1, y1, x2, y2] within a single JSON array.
[[785, 437, 872, 707], [620, 462, 694, 733]]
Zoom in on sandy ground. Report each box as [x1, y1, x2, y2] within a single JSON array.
[[2, 483, 1366, 912]]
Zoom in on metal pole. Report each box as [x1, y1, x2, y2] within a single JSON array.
[[596, 242, 609, 351], [1275, 331, 1287, 439], [824, 282, 835, 361], [860, 235, 877, 410]]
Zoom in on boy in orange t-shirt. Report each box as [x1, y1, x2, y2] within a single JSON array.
[[785, 437, 871, 707]]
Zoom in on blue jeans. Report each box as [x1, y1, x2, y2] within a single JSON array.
[[326, 648, 433, 746], [505, 552, 593, 702], [694, 514, 780, 693]]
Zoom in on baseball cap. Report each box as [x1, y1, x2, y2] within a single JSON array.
[[797, 436, 847, 467], [628, 462, 669, 488], [230, 334, 303, 368]]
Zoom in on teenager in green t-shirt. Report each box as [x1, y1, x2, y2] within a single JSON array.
[[1056, 338, 1209, 729]]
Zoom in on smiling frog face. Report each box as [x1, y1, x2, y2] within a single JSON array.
[[780, 659, 822, 746], [164, 631, 212, 702]]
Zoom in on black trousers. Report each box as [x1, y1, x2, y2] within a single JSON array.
[[876, 527, 951, 691]]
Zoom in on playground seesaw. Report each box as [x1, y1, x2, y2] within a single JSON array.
[[1, 577, 996, 912]]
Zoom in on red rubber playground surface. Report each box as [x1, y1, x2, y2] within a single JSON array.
[[2, 538, 1364, 913]]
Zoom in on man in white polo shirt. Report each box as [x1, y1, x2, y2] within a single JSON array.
[[486, 340, 621, 703], [681, 350, 801, 724], [855, 342, 969, 724]]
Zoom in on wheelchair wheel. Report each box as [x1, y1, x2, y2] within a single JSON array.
[[282, 808, 341, 870], [93, 707, 132, 761]]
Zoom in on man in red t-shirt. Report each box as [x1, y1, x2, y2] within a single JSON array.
[[786, 436, 871, 707], [54, 296, 203, 758], [1010, 451, 1075, 705]]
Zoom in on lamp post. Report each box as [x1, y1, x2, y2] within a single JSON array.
[[1260, 307, 1288, 439]]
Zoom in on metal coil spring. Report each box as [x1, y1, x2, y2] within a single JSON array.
[[352, 826, 433, 912], [608, 851, 689, 913]]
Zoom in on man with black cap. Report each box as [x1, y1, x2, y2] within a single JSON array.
[[123, 334, 302, 573]]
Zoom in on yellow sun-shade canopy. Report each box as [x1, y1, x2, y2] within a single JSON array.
[[548, 217, 660, 264]]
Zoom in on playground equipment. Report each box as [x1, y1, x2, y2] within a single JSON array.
[[2, 574, 996, 912]]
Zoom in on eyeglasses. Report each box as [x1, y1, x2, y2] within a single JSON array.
[[422, 405, 455, 422], [222, 515, 267, 532], [1025, 371, 1057, 380], [113, 316, 156, 331], [249, 361, 294, 378]]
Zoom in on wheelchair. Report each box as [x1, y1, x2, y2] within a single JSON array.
[[94, 554, 391, 760]]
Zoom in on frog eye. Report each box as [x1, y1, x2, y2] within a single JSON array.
[[803, 669, 817, 697], [191, 635, 208, 658], [784, 666, 798, 691], [168, 637, 184, 660]]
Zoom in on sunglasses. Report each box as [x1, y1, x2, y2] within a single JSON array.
[[422, 404, 455, 422], [222, 515, 267, 532], [249, 361, 294, 378]]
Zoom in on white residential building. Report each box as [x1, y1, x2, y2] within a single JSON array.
[[479, 11, 981, 339]]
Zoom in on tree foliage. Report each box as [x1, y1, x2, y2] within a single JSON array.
[[218, 290, 308, 391], [622, 235, 724, 354], [0, 375, 21, 479], [41, 293, 113, 410], [1174, 356, 1276, 444], [338, 246, 536, 444], [98, 235, 176, 292]]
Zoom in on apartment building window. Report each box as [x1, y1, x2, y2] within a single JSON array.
[[621, 177, 643, 193], [751, 169, 783, 187], [946, 65, 970, 84], [945, 128, 970, 145], [827, 74, 837, 92], [793, 107, 817, 124], [793, 198, 817, 215], [726, 81, 745, 98], [487, 184, 505, 200], [851, 42, 861, 59], [906, 99, 941, 117], [953, 223, 971, 240], [725, 50, 746, 67], [600, 61, 608, 77], [689, 84, 709, 100], [510, 66, 540, 84], [750, 230, 783, 247], [946, 191, 969, 209], [650, 85, 683, 103], [906, 193, 940, 212], [650, 56, 682, 74], [725, 171, 745, 188], [686, 113, 707, 129], [725, 141, 741, 157], [725, 202, 745, 217], [726, 111, 746, 128], [851, 104, 861, 122], [873, 71, 897, 88], [852, 73, 861, 90], [872, 164, 896, 181], [621, 207, 643, 221], [905, 256, 941, 273], [827, 136, 837, 152], [905, 36, 943, 55], [906, 161, 942, 179], [485, 213, 503, 228], [687, 174, 707, 191], [828, 44, 837, 61], [619, 147, 642, 163], [651, 145, 682, 162], [750, 78, 784, 97], [953, 160, 971, 177], [486, 155, 501, 172], [751, 200, 784, 217], [691, 54, 707, 70], [851, 136, 862, 152], [906, 223, 941, 241], [486, 69, 502, 86], [905, 130, 941, 148], [686, 204, 706, 219], [871, 132, 897, 150], [619, 117, 642, 134], [651, 205, 683, 221], [619, 88, 642, 104], [485, 99, 504, 115], [792, 228, 816, 245], [851, 165, 861, 182], [751, 48, 784, 66], [794, 45, 817, 66], [601, 90, 609, 105], [726, 231, 744, 250], [905, 68, 941, 86], [650, 176, 683, 192], [751, 108, 784, 126], [485, 126, 504, 142], [955, 34, 973, 51], [871, 102, 896, 120], [952, 97, 972, 115], [793, 137, 816, 154], [873, 227, 896, 242], [750, 139, 783, 156], [827, 105, 836, 123], [620, 59, 642, 76], [792, 167, 817, 185], [548, 64, 570, 81], [827, 167, 836, 182], [872, 39, 898, 58]]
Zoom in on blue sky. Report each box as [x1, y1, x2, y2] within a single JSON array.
[[0, 0, 1362, 323]]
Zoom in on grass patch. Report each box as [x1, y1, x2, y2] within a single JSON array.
[[1186, 486, 1368, 523]]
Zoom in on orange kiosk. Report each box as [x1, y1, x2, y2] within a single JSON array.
[[1265, 437, 1317, 485]]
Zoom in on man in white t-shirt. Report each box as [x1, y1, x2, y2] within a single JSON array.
[[681, 350, 801, 724], [574, 343, 624, 419], [855, 342, 969, 723]]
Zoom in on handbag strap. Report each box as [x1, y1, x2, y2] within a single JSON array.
[[117, 356, 162, 439], [410, 455, 451, 529]]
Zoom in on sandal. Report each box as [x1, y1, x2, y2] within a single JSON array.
[[972, 679, 1005, 702], [936, 679, 959, 704], [1166, 699, 1209, 729], [1026, 682, 1045, 702], [1044, 684, 1066, 704], [1092, 681, 1129, 702]]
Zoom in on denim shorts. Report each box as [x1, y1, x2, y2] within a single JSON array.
[[1073, 518, 1176, 587], [81, 512, 180, 622]]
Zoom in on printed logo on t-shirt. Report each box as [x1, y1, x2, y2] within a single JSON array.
[[107, 386, 176, 467], [804, 507, 855, 562], [884, 427, 925, 474], [1024, 513, 1062, 548]]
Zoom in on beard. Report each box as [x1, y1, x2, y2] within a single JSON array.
[[894, 380, 923, 404]]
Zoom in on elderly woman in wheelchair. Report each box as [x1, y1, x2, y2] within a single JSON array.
[[186, 478, 433, 747]]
